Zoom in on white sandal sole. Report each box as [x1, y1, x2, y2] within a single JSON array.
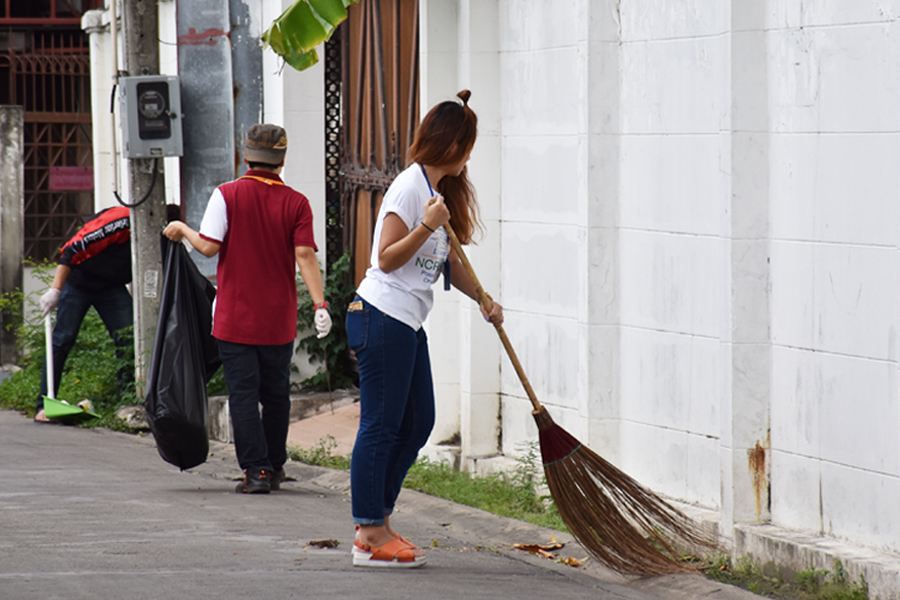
[[352, 551, 427, 568]]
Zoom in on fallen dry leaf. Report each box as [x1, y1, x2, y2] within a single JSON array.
[[513, 542, 565, 561], [560, 556, 584, 567], [513, 542, 565, 553], [308, 539, 340, 549]]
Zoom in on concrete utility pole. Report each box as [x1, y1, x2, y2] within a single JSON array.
[[121, 0, 167, 396]]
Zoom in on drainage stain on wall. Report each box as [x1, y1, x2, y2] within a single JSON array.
[[747, 440, 767, 521]]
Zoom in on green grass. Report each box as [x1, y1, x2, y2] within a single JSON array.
[[0, 262, 225, 431], [287, 436, 566, 531], [705, 555, 869, 600], [0, 306, 139, 428], [286, 434, 351, 470], [404, 456, 567, 531]]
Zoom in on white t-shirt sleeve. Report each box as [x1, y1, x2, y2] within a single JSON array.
[[381, 182, 422, 231], [199, 187, 227, 243]]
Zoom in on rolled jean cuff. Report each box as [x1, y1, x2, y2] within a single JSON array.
[[353, 517, 385, 527]]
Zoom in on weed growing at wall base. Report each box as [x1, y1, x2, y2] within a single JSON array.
[[286, 434, 351, 470], [705, 555, 869, 600]]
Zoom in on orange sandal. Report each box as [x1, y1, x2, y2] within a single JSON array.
[[395, 534, 415, 547], [352, 538, 426, 568], [355, 524, 418, 549]]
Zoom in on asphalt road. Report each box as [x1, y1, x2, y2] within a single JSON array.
[[0, 409, 756, 600]]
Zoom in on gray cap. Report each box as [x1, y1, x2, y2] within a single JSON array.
[[244, 124, 287, 165]]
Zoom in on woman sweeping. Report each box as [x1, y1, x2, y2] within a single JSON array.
[[347, 90, 503, 568]]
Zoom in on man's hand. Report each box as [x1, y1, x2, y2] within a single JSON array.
[[40, 288, 60, 318], [315, 307, 332, 339], [163, 221, 221, 258], [162, 221, 188, 242]]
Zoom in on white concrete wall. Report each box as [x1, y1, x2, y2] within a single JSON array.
[[615, 0, 731, 515], [764, 2, 900, 551], [425, 0, 900, 557]]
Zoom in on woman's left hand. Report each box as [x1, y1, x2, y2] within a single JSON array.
[[480, 300, 504, 326]]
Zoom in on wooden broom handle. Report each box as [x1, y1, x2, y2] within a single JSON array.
[[443, 221, 544, 413]]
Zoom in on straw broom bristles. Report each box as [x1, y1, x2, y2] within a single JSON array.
[[443, 220, 718, 576], [534, 406, 716, 575]]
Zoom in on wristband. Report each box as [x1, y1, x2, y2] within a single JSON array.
[[421, 222, 436, 233], [314, 301, 329, 310]]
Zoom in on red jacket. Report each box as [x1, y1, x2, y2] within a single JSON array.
[[59, 206, 131, 293]]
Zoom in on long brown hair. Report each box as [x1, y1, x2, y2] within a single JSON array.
[[408, 90, 481, 244]]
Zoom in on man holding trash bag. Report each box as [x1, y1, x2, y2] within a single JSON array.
[[163, 123, 331, 494], [35, 204, 181, 423]]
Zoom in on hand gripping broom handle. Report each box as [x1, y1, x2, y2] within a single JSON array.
[[442, 222, 544, 414]]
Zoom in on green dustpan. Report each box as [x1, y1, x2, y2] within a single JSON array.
[[43, 396, 100, 423], [42, 314, 99, 423]]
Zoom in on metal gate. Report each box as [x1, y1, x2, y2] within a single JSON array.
[[324, 0, 419, 283], [0, 22, 98, 262]]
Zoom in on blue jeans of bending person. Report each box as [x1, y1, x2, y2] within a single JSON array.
[[37, 283, 133, 410], [218, 339, 293, 472], [347, 297, 436, 526]]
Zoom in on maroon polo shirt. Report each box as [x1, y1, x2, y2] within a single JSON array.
[[199, 170, 317, 345]]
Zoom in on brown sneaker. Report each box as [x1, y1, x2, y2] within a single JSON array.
[[235, 468, 271, 494]]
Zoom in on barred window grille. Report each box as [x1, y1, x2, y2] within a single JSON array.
[[1, 29, 96, 262]]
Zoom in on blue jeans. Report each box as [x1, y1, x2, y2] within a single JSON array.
[[346, 297, 436, 526], [217, 339, 293, 472], [37, 283, 133, 409]]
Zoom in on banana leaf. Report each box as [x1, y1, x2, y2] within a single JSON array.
[[262, 0, 360, 72]]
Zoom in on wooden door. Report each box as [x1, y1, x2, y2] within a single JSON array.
[[323, 0, 419, 283]]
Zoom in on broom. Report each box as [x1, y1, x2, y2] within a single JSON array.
[[443, 222, 717, 576]]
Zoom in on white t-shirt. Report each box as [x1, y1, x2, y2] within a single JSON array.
[[356, 163, 451, 330]]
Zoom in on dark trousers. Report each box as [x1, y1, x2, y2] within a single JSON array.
[[37, 284, 133, 409], [217, 339, 293, 472]]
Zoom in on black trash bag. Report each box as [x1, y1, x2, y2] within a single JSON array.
[[144, 236, 220, 470]]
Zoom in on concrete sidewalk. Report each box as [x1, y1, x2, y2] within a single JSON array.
[[286, 400, 359, 457], [0, 408, 759, 600]]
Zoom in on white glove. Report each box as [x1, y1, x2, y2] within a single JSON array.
[[40, 288, 61, 318], [315, 307, 332, 339]]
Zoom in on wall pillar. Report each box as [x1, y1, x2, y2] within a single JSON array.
[[421, 0, 462, 447], [82, 9, 118, 211], [727, 1, 772, 528], [0, 106, 24, 365], [583, 0, 623, 462], [457, 0, 502, 461]]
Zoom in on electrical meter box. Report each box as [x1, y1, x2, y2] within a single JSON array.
[[119, 75, 183, 158]]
